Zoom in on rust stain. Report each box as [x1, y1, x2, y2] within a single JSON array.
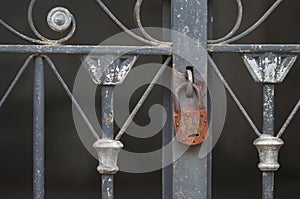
[[174, 109, 209, 145], [109, 113, 114, 123], [173, 71, 209, 145]]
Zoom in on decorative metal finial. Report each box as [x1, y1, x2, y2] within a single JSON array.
[[93, 139, 123, 174], [242, 53, 297, 83], [83, 55, 138, 85], [254, 134, 284, 172], [47, 7, 72, 32]]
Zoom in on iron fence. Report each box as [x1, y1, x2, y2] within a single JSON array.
[[0, 0, 299, 199]]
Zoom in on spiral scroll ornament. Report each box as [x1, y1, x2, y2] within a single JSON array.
[[0, 0, 76, 44]]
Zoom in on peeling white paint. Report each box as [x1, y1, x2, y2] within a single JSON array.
[[83, 55, 138, 85], [243, 53, 297, 83]]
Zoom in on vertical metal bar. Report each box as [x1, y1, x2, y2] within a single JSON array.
[[207, 0, 213, 198], [33, 56, 45, 199], [101, 86, 115, 199], [262, 84, 275, 199], [162, 0, 173, 199], [172, 0, 209, 198], [162, 75, 173, 199]]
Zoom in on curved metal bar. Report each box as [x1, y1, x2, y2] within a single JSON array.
[[208, 55, 262, 137], [0, 19, 47, 44], [276, 98, 300, 138], [43, 55, 100, 140], [0, 55, 34, 109], [115, 56, 172, 141], [2, 0, 163, 45], [134, 0, 171, 46], [95, 0, 163, 46], [208, 0, 243, 44], [27, 0, 76, 44], [27, 0, 49, 41], [220, 0, 283, 44]]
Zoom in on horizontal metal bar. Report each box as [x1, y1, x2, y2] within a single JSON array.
[[1, 44, 300, 55], [0, 45, 172, 55], [208, 44, 300, 53]]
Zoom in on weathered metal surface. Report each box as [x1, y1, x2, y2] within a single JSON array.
[[33, 56, 45, 199], [172, 70, 209, 198], [0, 45, 172, 55], [174, 82, 209, 145], [208, 44, 300, 53], [207, 1, 213, 197], [185, 69, 194, 97], [83, 55, 138, 85], [210, 54, 283, 198], [262, 84, 275, 199], [47, 7, 73, 32], [162, 0, 173, 198], [243, 53, 297, 83], [172, 0, 209, 198], [101, 86, 115, 199], [0, 0, 298, 198], [102, 176, 114, 199], [174, 109, 209, 145], [254, 134, 284, 172], [47, 7, 72, 32], [28, 0, 76, 44], [3, 44, 300, 54], [93, 139, 123, 174]]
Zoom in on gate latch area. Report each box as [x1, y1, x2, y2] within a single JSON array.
[[173, 70, 209, 145]]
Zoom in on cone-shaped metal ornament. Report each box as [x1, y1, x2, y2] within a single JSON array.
[[243, 53, 297, 83], [93, 139, 123, 174], [254, 134, 284, 172]]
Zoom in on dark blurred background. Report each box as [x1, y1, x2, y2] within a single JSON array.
[[0, 0, 300, 198]]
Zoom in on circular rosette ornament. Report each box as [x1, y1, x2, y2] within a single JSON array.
[[47, 7, 73, 32]]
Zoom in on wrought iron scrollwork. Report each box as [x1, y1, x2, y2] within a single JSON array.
[[0, 0, 171, 46], [95, 0, 171, 46], [27, 0, 76, 44], [208, 0, 283, 44], [0, 0, 299, 198], [0, 0, 76, 44], [0, 0, 283, 45], [134, 0, 171, 46]]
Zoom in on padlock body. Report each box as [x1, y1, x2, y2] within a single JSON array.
[[174, 109, 209, 145]]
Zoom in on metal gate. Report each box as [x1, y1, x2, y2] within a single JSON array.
[[0, 0, 298, 199]]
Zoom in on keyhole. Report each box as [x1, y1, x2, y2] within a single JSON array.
[[188, 133, 200, 138]]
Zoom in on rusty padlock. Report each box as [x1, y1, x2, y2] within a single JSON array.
[[174, 82, 209, 145]]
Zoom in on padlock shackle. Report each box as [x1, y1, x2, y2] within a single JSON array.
[[174, 82, 204, 114]]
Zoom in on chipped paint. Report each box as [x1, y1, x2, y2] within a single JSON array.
[[254, 134, 284, 172], [243, 53, 297, 83], [93, 140, 123, 174], [83, 55, 138, 85]]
